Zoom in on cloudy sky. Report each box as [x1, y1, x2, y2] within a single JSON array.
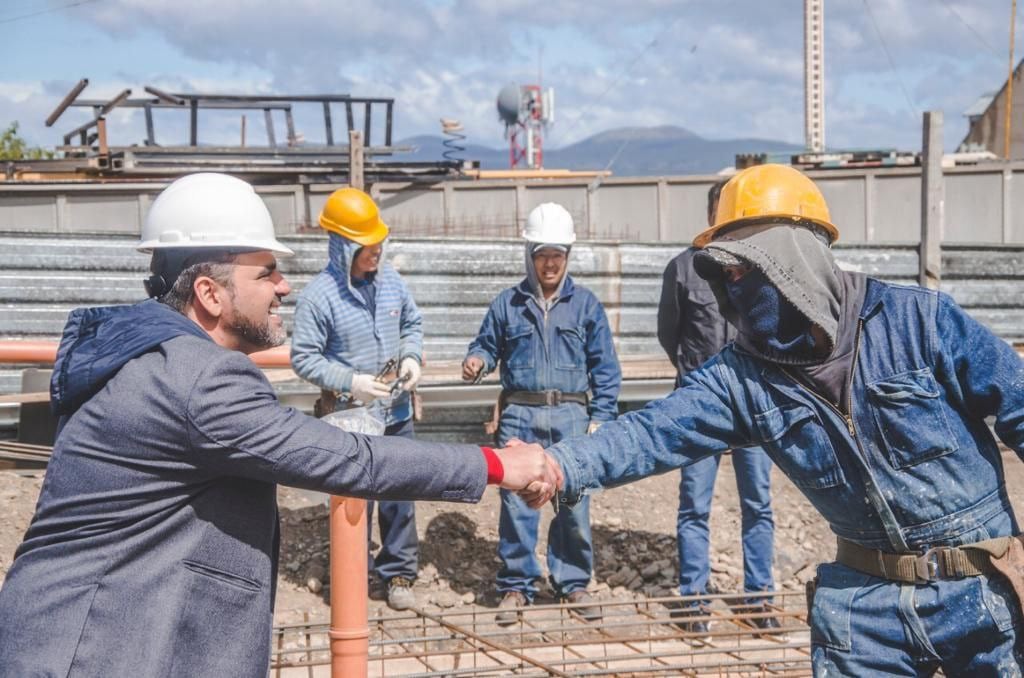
[[2, 0, 1019, 156]]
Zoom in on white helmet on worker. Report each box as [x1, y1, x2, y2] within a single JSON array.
[[522, 202, 576, 251], [138, 173, 294, 256], [138, 173, 293, 298]]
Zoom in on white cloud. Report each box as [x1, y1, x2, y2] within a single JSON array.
[[4, 0, 1020, 154]]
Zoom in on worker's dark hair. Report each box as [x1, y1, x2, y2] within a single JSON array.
[[149, 249, 239, 313], [707, 179, 729, 224]]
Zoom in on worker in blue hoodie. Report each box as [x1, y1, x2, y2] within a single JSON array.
[[291, 187, 424, 611], [0, 173, 555, 678], [462, 203, 621, 625]]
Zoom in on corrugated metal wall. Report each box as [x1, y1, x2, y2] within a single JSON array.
[[2, 233, 1023, 441], [3, 233, 1023, 392]]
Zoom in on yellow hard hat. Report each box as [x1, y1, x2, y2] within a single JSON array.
[[318, 187, 389, 246], [693, 164, 838, 248]]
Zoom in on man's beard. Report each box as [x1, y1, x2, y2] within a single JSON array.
[[225, 294, 287, 350]]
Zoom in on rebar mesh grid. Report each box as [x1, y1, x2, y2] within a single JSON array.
[[271, 591, 812, 677]]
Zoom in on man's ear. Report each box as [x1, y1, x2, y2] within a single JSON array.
[[191, 276, 227, 319]]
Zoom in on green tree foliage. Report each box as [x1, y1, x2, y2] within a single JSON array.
[[0, 122, 53, 160]]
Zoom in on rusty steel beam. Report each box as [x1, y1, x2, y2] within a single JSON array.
[[45, 78, 89, 127]]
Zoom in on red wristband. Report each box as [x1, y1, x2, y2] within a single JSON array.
[[480, 446, 504, 485]]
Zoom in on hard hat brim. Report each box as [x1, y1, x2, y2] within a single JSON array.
[[692, 216, 838, 249], [318, 213, 390, 246], [138, 237, 295, 257]]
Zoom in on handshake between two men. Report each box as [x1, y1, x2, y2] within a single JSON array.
[[493, 440, 563, 509]]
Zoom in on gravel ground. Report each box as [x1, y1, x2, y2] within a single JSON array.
[[7, 449, 1020, 627]]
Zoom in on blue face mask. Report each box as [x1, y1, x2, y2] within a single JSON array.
[[724, 267, 816, 357]]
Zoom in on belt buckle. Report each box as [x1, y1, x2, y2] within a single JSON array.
[[915, 547, 945, 582], [544, 390, 560, 406]]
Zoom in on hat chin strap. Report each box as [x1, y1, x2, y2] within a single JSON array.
[[144, 274, 170, 299]]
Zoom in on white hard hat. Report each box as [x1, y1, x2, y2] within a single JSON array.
[[522, 203, 576, 246], [138, 173, 294, 256]]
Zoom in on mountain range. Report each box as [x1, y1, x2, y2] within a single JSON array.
[[392, 125, 803, 176]]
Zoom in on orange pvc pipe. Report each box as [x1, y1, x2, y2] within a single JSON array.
[[0, 340, 290, 368], [249, 345, 291, 367], [0, 341, 58, 364], [329, 496, 369, 677]]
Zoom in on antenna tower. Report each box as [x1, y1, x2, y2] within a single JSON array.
[[804, 0, 825, 153], [496, 83, 555, 169]]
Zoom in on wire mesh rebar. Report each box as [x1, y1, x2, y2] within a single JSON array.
[[271, 590, 812, 677]]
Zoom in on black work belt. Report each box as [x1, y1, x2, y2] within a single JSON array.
[[503, 390, 589, 407], [836, 536, 1003, 584]]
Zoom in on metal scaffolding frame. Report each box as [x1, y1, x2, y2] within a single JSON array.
[[23, 80, 464, 184], [270, 591, 812, 677]]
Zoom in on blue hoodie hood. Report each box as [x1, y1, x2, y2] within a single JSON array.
[[51, 299, 212, 416]]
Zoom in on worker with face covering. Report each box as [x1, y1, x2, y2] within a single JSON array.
[[463, 203, 621, 625], [513, 165, 1024, 675]]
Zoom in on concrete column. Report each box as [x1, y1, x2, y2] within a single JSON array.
[[919, 112, 943, 289], [586, 186, 599, 239], [1003, 168, 1013, 244], [348, 130, 364, 191], [863, 173, 875, 242], [656, 180, 670, 240]]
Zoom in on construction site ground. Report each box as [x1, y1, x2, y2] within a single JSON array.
[[3, 449, 1024, 675]]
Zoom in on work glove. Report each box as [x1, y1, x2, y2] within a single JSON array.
[[350, 373, 391, 404], [587, 420, 603, 435], [398, 357, 422, 391]]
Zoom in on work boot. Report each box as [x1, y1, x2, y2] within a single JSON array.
[[562, 590, 603, 622], [386, 577, 416, 611], [495, 590, 528, 626], [735, 601, 783, 633], [669, 604, 711, 640]]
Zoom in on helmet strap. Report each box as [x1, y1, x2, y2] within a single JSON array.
[[144, 274, 170, 299], [146, 248, 236, 299]]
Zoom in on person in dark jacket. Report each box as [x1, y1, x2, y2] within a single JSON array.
[[521, 164, 1024, 675], [0, 173, 555, 678], [657, 180, 777, 634]]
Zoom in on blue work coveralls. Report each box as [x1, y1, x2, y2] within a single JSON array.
[[548, 279, 1024, 675], [467, 276, 621, 599]]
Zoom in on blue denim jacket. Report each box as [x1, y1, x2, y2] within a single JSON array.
[[466, 276, 621, 423], [549, 279, 1024, 552]]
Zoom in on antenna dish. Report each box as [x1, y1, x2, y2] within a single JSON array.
[[496, 83, 522, 125]]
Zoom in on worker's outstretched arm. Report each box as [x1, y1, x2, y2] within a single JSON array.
[[542, 357, 752, 503]]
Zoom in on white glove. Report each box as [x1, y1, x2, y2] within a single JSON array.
[[350, 374, 391, 404], [398, 357, 422, 391], [587, 420, 603, 435]]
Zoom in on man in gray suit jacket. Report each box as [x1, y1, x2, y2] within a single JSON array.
[[0, 173, 556, 678]]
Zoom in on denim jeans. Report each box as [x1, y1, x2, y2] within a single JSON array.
[[497, 402, 594, 600], [497, 490, 592, 600], [810, 562, 1023, 676], [677, 447, 775, 600], [367, 418, 418, 581]]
